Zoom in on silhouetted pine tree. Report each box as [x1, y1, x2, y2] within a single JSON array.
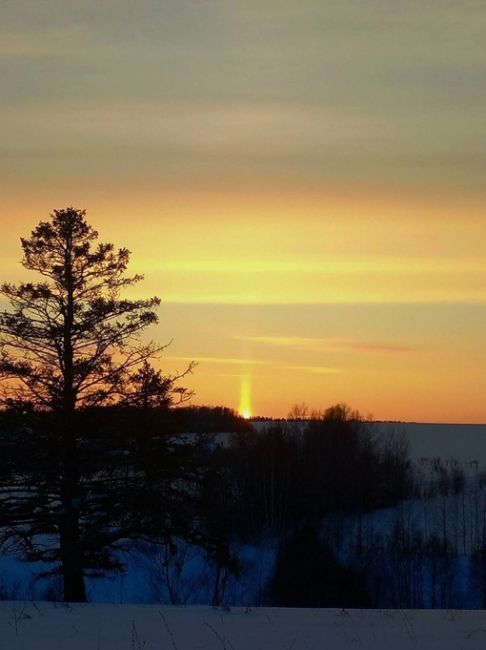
[[0, 208, 198, 601]]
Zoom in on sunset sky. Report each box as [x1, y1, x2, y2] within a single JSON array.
[[1, 1, 486, 422]]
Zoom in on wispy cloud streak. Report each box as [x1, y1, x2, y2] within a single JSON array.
[[235, 336, 414, 354]]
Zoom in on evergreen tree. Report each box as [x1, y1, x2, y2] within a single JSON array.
[[0, 207, 191, 601]]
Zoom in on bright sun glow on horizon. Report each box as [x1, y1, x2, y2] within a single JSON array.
[[238, 378, 252, 420]]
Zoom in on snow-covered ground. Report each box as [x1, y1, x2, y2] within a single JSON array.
[[3, 602, 486, 649], [376, 422, 486, 466], [0, 540, 278, 606]]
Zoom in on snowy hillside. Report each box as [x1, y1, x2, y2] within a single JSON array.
[[3, 602, 486, 649], [376, 423, 486, 466]]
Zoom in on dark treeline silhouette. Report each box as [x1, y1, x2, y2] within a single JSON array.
[[206, 405, 412, 542], [170, 405, 252, 434]]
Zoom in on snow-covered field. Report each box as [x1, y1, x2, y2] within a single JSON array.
[[3, 602, 486, 649], [376, 423, 486, 466]]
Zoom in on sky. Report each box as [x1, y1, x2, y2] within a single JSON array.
[[1, 1, 486, 422]]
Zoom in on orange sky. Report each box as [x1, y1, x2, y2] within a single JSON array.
[[2, 2, 486, 422]]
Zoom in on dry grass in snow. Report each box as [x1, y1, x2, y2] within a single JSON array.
[[2, 602, 486, 649]]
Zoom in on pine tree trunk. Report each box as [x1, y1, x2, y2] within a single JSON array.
[[59, 503, 86, 602], [58, 232, 87, 602], [59, 425, 86, 602]]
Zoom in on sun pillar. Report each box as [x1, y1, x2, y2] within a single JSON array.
[[239, 376, 252, 419]]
